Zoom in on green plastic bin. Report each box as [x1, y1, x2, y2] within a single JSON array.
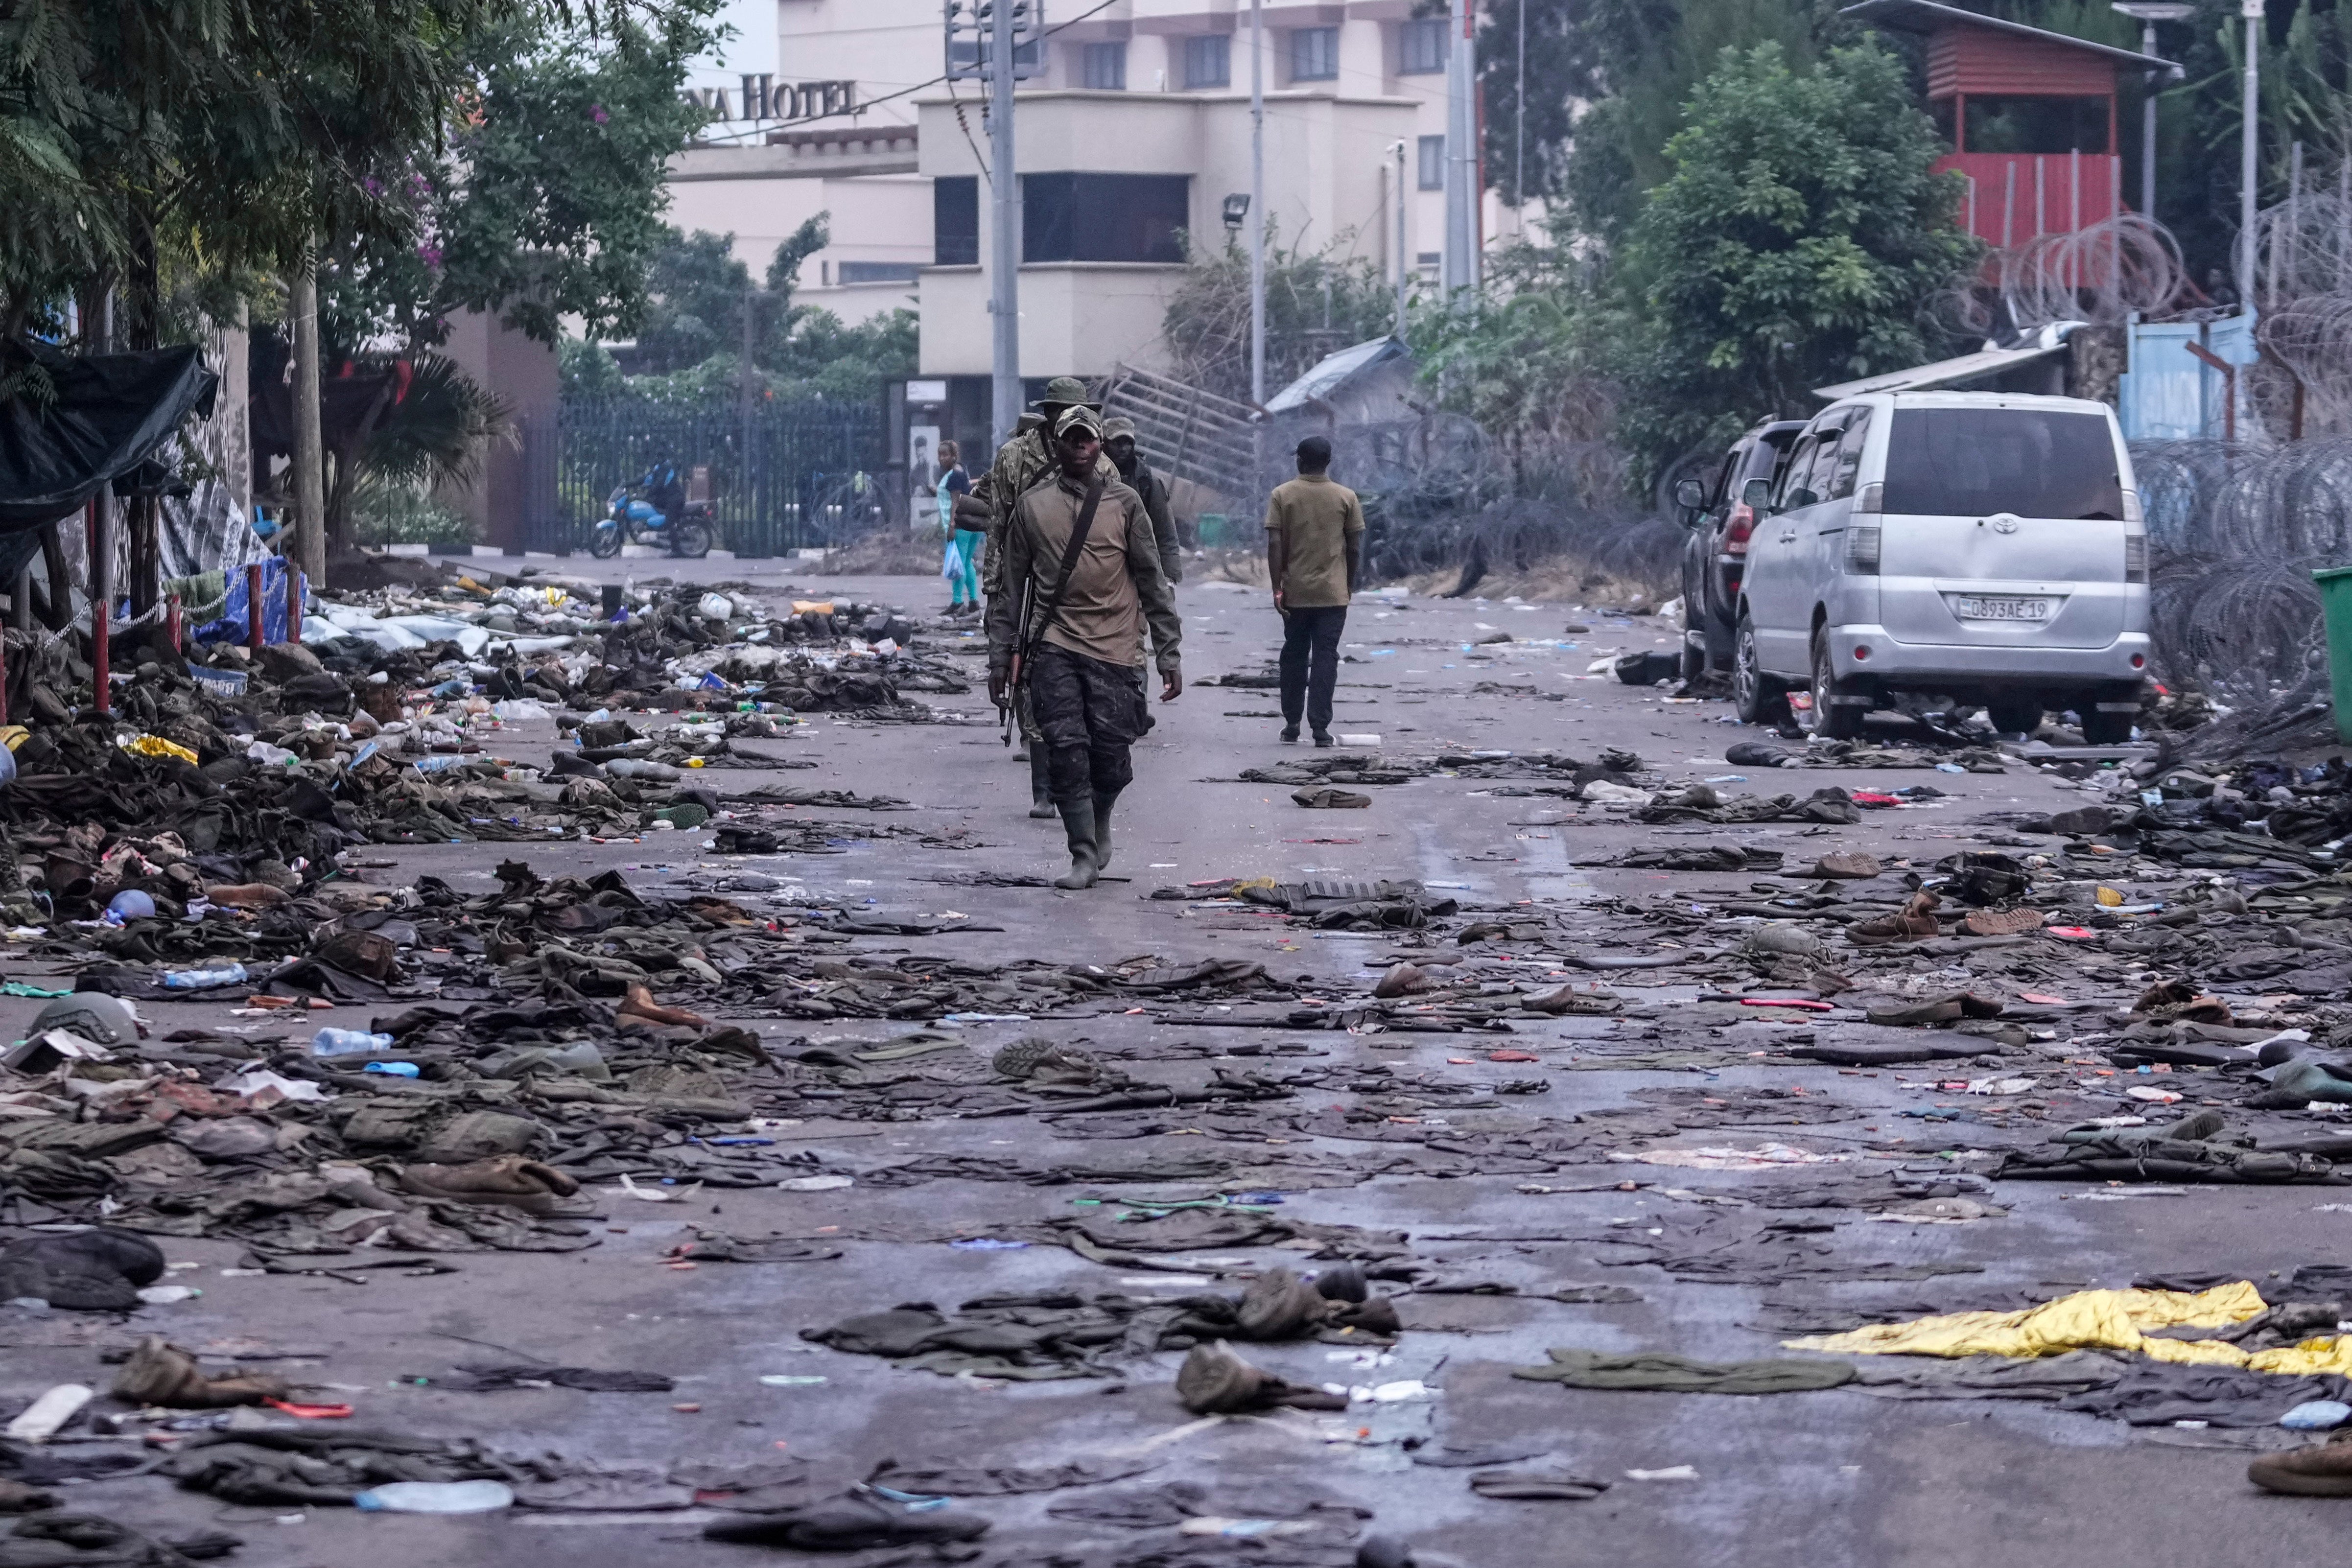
[[2314, 565, 2352, 744]]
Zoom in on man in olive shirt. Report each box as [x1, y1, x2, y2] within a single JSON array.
[[959, 376, 1122, 818], [988, 406, 1183, 889], [1263, 435, 1364, 746]]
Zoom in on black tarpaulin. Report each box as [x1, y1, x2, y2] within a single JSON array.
[[0, 344, 219, 531]]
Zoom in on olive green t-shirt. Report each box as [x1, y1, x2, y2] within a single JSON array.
[[1265, 474, 1365, 609]]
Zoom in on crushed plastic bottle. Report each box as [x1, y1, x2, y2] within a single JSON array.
[[353, 1480, 515, 1514], [361, 1061, 421, 1078], [244, 740, 301, 769], [604, 758, 680, 782], [162, 964, 247, 990], [310, 1029, 395, 1058], [414, 754, 468, 774]]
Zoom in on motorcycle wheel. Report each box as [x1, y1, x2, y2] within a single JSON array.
[[588, 524, 623, 560], [670, 518, 713, 559]]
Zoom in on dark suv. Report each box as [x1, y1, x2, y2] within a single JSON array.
[[1673, 420, 1807, 677]]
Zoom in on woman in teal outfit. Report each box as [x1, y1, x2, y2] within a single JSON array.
[[936, 440, 980, 613]]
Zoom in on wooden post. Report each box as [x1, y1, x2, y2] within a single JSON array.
[[290, 255, 328, 591], [287, 571, 302, 645], [87, 500, 108, 716], [246, 562, 265, 651]]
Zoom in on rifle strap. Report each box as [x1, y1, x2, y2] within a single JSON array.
[[1021, 473, 1106, 669]]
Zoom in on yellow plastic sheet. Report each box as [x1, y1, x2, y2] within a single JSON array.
[[1788, 1282, 2352, 1377], [118, 734, 199, 767]]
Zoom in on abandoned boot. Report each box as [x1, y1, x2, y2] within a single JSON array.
[[1236, 1267, 1332, 1340], [616, 983, 706, 1029], [397, 1154, 581, 1214], [1523, 985, 1623, 1016], [1809, 850, 1882, 880], [1092, 787, 1122, 870], [1961, 906, 2045, 936], [1054, 798, 1101, 890], [989, 1037, 1103, 1084], [2250, 1430, 2352, 1496], [111, 1335, 292, 1409], [1846, 889, 1942, 946], [1176, 1341, 1348, 1414], [1028, 749, 1057, 819]]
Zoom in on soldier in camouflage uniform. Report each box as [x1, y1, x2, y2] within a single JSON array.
[[961, 377, 1121, 817]]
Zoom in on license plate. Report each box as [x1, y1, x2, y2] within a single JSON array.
[[1956, 596, 2050, 621]]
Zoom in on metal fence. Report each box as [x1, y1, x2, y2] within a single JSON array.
[[526, 397, 894, 556]]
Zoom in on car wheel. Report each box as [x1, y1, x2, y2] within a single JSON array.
[[2080, 705, 2136, 745], [1811, 631, 1868, 740], [1732, 613, 1788, 725], [1986, 700, 2042, 737]]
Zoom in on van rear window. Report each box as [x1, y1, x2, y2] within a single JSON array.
[[1881, 409, 2123, 520]]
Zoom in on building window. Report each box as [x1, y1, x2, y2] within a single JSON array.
[[1290, 26, 1338, 81], [1961, 95, 2111, 155], [1022, 173, 1191, 264], [935, 176, 978, 266], [1417, 135, 1444, 191], [836, 262, 923, 285], [1082, 41, 1127, 90], [1183, 33, 1230, 89], [1398, 17, 1448, 74]]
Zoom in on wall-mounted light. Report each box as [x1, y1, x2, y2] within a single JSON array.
[[1222, 193, 1250, 231]]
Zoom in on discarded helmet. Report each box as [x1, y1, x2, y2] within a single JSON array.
[[25, 992, 139, 1048]]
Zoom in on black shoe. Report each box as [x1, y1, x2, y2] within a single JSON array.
[[1312, 730, 1334, 747], [1280, 725, 1300, 743], [1053, 799, 1101, 889]]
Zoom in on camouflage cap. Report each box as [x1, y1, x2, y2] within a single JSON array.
[[1102, 416, 1136, 441], [1054, 404, 1105, 439], [1034, 375, 1096, 410]]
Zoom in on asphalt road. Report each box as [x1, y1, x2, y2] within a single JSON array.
[[6, 560, 2341, 1568]]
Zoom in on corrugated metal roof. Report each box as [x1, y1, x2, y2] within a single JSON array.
[[1842, 0, 2174, 72], [1263, 335, 1410, 415], [1812, 340, 2069, 399]]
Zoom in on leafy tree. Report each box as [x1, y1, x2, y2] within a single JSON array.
[[1159, 226, 1399, 403], [626, 216, 826, 376], [320, 1, 724, 355], [1617, 41, 1979, 481]]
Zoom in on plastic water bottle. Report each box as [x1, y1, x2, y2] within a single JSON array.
[[162, 964, 247, 990], [414, 754, 467, 774], [353, 1480, 514, 1514], [311, 1028, 394, 1058]]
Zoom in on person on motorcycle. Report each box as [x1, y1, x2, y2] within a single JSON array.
[[640, 459, 687, 525]]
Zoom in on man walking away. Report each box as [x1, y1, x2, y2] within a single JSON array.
[[1104, 417, 1182, 586], [936, 441, 979, 615], [1264, 435, 1364, 746], [988, 406, 1183, 889]]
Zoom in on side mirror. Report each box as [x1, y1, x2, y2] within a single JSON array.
[[1740, 477, 1773, 510], [1673, 478, 1707, 513]]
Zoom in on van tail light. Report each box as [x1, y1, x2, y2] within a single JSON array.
[[1847, 524, 1881, 575], [2124, 534, 2147, 583], [2122, 488, 2142, 524], [1723, 503, 1755, 556], [1855, 481, 1883, 514]]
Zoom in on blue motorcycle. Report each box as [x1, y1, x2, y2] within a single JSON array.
[[591, 464, 713, 559]]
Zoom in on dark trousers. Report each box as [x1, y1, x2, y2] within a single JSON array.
[[1028, 644, 1150, 805], [1279, 605, 1347, 733]]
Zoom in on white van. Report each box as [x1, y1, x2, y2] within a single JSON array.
[[1730, 391, 2150, 743]]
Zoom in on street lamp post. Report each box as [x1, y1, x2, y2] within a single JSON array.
[[989, 0, 1020, 450], [2239, 0, 2262, 306], [2110, 2, 2193, 222], [1248, 0, 1266, 407]]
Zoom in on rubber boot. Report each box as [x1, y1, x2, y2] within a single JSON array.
[[1028, 749, 1058, 818], [1091, 787, 1121, 870], [1053, 799, 1101, 889]]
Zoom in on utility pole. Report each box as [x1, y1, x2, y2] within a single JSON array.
[[988, 0, 1021, 450], [1248, 0, 1266, 406], [1394, 141, 1410, 339], [1443, 0, 1478, 299], [2239, 0, 2262, 309], [2112, 3, 2192, 221], [1514, 0, 1526, 226], [290, 249, 327, 592]]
